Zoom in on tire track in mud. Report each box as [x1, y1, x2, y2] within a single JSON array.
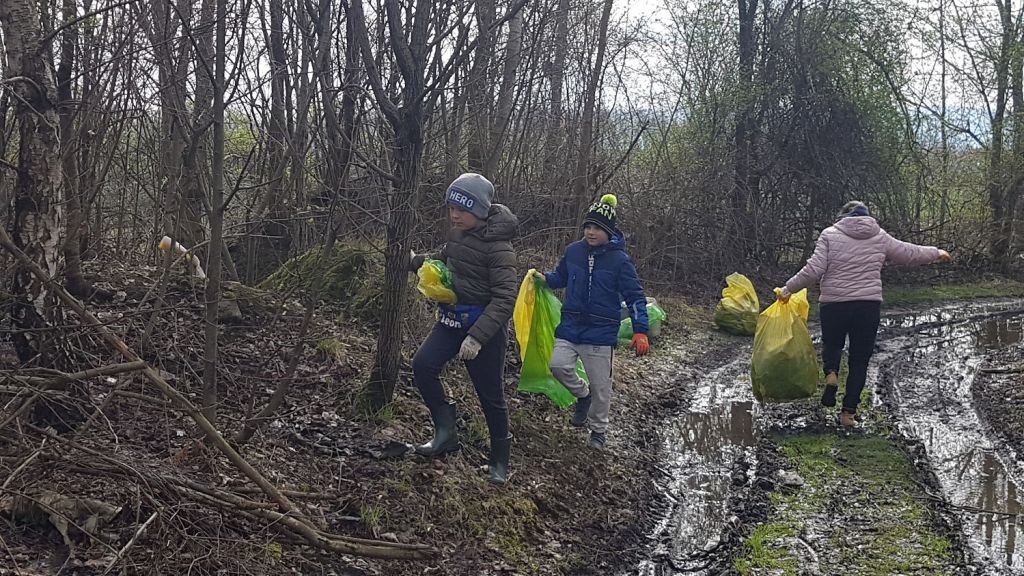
[[876, 300, 1024, 574], [631, 299, 1024, 576]]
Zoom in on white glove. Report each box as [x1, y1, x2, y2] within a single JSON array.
[[458, 336, 482, 361]]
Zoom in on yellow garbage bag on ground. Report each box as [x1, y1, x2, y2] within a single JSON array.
[[513, 270, 582, 409], [750, 288, 818, 402], [714, 273, 759, 336], [416, 259, 457, 304]]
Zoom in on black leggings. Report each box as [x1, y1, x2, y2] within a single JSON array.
[[412, 323, 509, 439], [820, 301, 882, 414]]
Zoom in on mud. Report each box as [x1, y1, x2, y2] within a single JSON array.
[[633, 299, 1024, 576], [633, 351, 757, 575], [877, 302, 1024, 573]]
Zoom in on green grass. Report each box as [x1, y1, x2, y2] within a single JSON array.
[[883, 278, 1024, 307], [359, 503, 386, 535], [734, 432, 958, 575], [797, 278, 1024, 320], [734, 523, 800, 575]]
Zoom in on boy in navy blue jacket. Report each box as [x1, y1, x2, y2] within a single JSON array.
[[535, 194, 649, 449]]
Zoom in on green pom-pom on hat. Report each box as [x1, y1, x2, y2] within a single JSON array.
[[584, 194, 619, 236]]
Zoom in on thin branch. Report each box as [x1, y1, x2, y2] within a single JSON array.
[[102, 510, 159, 575]]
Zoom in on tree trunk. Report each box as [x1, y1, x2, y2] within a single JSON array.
[[141, 0, 205, 250], [466, 0, 496, 173], [989, 0, 1012, 264], [1002, 8, 1024, 269], [543, 0, 570, 188], [203, 0, 228, 425], [485, 8, 523, 176], [290, 0, 313, 251], [56, 0, 110, 301], [571, 0, 614, 211], [733, 0, 759, 258], [348, 0, 430, 410], [249, 0, 292, 279], [366, 113, 422, 409], [1, 0, 65, 364]]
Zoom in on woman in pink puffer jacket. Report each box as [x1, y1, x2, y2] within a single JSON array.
[[780, 201, 952, 427]]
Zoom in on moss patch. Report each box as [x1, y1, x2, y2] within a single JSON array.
[[260, 243, 384, 320], [735, 433, 959, 575]]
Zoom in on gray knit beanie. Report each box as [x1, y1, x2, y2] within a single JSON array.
[[445, 173, 494, 219]]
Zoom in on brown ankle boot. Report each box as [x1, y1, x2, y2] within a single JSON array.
[[821, 373, 839, 407], [839, 412, 857, 428]]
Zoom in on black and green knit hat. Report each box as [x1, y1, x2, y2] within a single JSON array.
[[583, 194, 619, 236]]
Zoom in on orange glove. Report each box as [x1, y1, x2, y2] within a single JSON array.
[[632, 333, 650, 356]]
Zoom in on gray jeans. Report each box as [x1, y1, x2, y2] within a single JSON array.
[[549, 339, 615, 433]]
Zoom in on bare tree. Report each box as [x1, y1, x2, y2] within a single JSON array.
[[571, 0, 614, 212], [1, 0, 65, 363], [350, 0, 524, 409], [348, 0, 438, 409], [542, 0, 570, 186], [732, 0, 759, 258], [202, 0, 228, 425]]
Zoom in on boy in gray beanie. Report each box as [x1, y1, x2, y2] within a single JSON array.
[[409, 173, 519, 485], [445, 173, 494, 219]]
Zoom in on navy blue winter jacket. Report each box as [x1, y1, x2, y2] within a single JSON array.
[[544, 234, 649, 346]]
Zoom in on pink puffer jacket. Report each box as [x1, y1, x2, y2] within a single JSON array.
[[785, 216, 941, 303]]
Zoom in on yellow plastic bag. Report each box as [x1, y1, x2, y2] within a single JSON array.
[[416, 259, 457, 304], [750, 288, 818, 402], [513, 270, 581, 408], [714, 273, 759, 336]]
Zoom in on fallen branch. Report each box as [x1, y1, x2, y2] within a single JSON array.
[[0, 361, 148, 433], [230, 486, 341, 500], [61, 458, 436, 560], [102, 510, 159, 575], [179, 484, 432, 559], [911, 489, 1019, 518], [2, 361, 148, 387], [0, 225, 305, 519], [979, 364, 1024, 374], [1, 439, 46, 490]]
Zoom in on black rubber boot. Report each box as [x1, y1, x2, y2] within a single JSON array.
[[415, 402, 460, 457], [488, 435, 512, 485]]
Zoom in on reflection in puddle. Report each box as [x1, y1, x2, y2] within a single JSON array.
[[977, 450, 1022, 568], [636, 356, 756, 575], [882, 307, 1024, 573], [974, 317, 1024, 349]]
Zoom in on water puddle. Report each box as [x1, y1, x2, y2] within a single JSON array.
[[632, 300, 1024, 575], [635, 353, 757, 575], [880, 304, 1024, 573]]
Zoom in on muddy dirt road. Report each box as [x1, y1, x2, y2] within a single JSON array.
[[631, 299, 1024, 576]]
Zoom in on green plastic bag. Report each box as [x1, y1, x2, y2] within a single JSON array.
[[416, 259, 457, 304], [714, 273, 759, 336], [750, 289, 818, 402], [513, 271, 585, 409], [618, 298, 667, 343]]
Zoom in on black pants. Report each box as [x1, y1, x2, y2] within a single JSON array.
[[412, 323, 509, 440], [820, 301, 882, 414]]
